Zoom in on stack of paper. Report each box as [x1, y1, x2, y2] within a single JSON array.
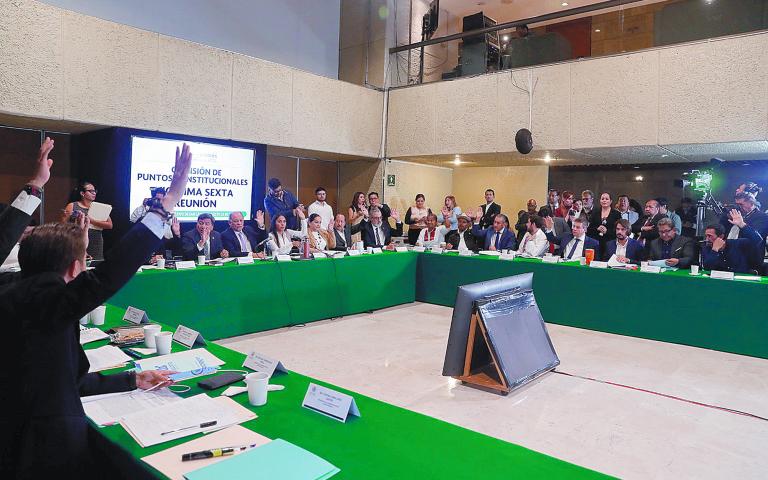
[[183, 439, 339, 480], [80, 327, 110, 345], [86, 345, 132, 372], [81, 388, 181, 427], [134, 349, 225, 374], [142, 425, 270, 480], [120, 394, 256, 447]]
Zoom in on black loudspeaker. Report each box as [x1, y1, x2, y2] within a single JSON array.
[[515, 128, 533, 154]]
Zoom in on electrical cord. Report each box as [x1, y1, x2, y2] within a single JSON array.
[[554, 370, 768, 422]]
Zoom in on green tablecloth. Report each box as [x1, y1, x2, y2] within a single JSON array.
[[416, 252, 768, 359], [91, 307, 607, 479], [109, 253, 417, 340]]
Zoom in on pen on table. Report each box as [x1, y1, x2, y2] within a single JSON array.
[[181, 443, 260, 462], [160, 420, 217, 436]]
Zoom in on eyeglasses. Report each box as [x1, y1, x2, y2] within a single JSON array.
[[84, 189, 97, 194]]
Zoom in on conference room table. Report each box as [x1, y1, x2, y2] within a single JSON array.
[[88, 307, 606, 479], [111, 251, 768, 360]]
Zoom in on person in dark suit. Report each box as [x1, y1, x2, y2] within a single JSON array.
[[721, 191, 768, 239], [603, 219, 644, 263], [221, 210, 267, 257], [471, 212, 517, 251], [181, 213, 228, 260], [329, 213, 362, 251], [648, 218, 696, 268], [359, 207, 403, 249], [368, 192, 391, 225], [544, 216, 599, 260], [539, 206, 568, 255], [445, 213, 479, 252], [587, 192, 621, 254], [702, 211, 763, 273], [0, 143, 192, 480], [632, 199, 667, 247], [478, 189, 501, 229]]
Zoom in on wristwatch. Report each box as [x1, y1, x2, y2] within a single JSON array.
[[23, 184, 43, 199]]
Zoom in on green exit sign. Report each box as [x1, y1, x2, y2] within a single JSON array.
[[387, 175, 396, 186]]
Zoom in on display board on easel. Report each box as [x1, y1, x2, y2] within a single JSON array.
[[442, 273, 559, 395]]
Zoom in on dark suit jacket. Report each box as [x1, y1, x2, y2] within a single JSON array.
[[720, 208, 768, 239], [479, 202, 501, 229], [648, 235, 696, 268], [587, 208, 621, 246], [632, 213, 667, 243], [544, 231, 600, 258], [702, 225, 763, 273], [181, 229, 225, 260], [445, 229, 479, 252], [0, 221, 161, 479], [0, 193, 34, 265], [221, 225, 267, 256], [603, 238, 645, 263], [359, 220, 403, 248], [471, 225, 517, 250], [331, 223, 363, 250]]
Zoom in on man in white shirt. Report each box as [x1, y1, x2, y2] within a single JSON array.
[[416, 213, 448, 248], [516, 215, 549, 257], [307, 187, 334, 230], [616, 194, 639, 225], [445, 214, 478, 252]]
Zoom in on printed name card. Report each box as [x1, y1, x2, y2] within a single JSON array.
[[276, 254, 292, 262], [542, 255, 559, 264], [348, 249, 361, 256], [500, 253, 515, 261], [243, 351, 289, 378], [302, 383, 361, 423], [710, 270, 735, 280], [430, 247, 444, 254], [412, 246, 426, 253], [640, 265, 662, 274], [371, 248, 383, 254], [236, 256, 254, 265], [458, 249, 473, 256], [175, 260, 196, 270], [173, 325, 207, 348], [123, 306, 149, 324], [395, 246, 409, 253], [589, 261, 608, 269]]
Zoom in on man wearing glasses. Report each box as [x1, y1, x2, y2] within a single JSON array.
[[647, 217, 696, 268]]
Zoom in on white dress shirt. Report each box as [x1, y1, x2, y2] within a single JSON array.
[[615, 239, 628, 258], [619, 209, 639, 225], [516, 229, 549, 257], [563, 234, 586, 259], [417, 225, 448, 247], [308, 201, 334, 230], [456, 229, 471, 251], [267, 219, 308, 254]]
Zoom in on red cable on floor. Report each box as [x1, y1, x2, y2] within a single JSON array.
[[554, 370, 768, 422]]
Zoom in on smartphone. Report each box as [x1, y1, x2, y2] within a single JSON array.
[[198, 372, 245, 390]]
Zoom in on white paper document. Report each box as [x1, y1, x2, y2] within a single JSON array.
[[86, 345, 132, 372], [82, 388, 181, 426], [607, 254, 630, 268], [120, 394, 255, 447], [134, 348, 225, 373], [87, 201, 113, 231], [80, 327, 110, 345]]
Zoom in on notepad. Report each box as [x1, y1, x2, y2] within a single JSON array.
[[80, 327, 109, 345], [134, 348, 225, 373], [183, 438, 339, 480], [82, 388, 181, 426], [86, 345, 132, 372], [87, 201, 112, 231]]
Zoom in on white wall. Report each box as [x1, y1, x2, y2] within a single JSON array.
[[40, 0, 341, 79]]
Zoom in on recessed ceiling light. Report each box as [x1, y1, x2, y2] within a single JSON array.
[[594, 29, 601, 32], [635, 175, 644, 181], [544, 153, 552, 163], [633, 166, 640, 169], [561, 2, 569, 6], [502, 35, 509, 41], [661, 154, 669, 157], [453, 158, 462, 166]]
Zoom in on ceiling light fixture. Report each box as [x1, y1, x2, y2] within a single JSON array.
[[562, 2, 569, 6], [635, 175, 644, 181], [502, 35, 509, 41], [453, 158, 462, 166], [544, 153, 552, 163], [595, 29, 601, 32]]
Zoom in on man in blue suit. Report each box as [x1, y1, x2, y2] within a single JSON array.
[[603, 219, 644, 263], [471, 211, 517, 251], [544, 216, 599, 260], [703, 210, 763, 273], [181, 213, 228, 260], [221, 210, 267, 257]]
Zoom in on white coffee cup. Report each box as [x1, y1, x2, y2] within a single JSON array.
[[690, 265, 700, 275], [245, 372, 270, 406], [79, 314, 89, 325], [197, 255, 206, 266], [579, 257, 586, 266], [90, 305, 106, 326], [356, 241, 364, 252], [156, 258, 166, 269], [143, 324, 162, 348], [155, 331, 173, 355], [641, 261, 649, 269]]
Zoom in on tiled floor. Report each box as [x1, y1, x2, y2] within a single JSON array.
[[217, 302, 768, 479]]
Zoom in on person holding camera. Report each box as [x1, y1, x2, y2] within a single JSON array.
[[130, 187, 173, 240]]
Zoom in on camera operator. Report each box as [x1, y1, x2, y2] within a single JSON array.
[[130, 187, 173, 239]]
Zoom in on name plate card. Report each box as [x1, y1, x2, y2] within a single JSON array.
[[589, 261, 608, 269], [500, 253, 515, 261], [640, 265, 662, 274], [123, 306, 149, 324], [371, 247, 383, 254], [302, 383, 361, 423], [395, 246, 409, 253], [710, 270, 735, 280], [458, 249, 473, 256], [175, 260, 196, 270], [173, 325, 207, 348], [276, 254, 292, 262], [236, 256, 254, 265], [542, 255, 560, 264], [348, 249, 361, 256], [412, 246, 426, 253], [430, 247, 444, 254], [243, 351, 288, 378]]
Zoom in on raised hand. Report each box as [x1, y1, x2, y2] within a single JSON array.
[[441, 206, 451, 218], [544, 216, 554, 230], [728, 209, 746, 228], [296, 206, 306, 220], [391, 209, 401, 223], [171, 216, 180, 236], [163, 144, 192, 213], [29, 136, 55, 188], [255, 209, 265, 226]]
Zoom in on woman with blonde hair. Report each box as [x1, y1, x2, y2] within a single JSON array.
[[437, 195, 462, 230]]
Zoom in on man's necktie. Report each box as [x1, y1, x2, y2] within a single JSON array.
[[204, 240, 210, 260], [494, 232, 501, 249], [566, 238, 581, 259], [238, 231, 247, 252], [375, 227, 381, 246]]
